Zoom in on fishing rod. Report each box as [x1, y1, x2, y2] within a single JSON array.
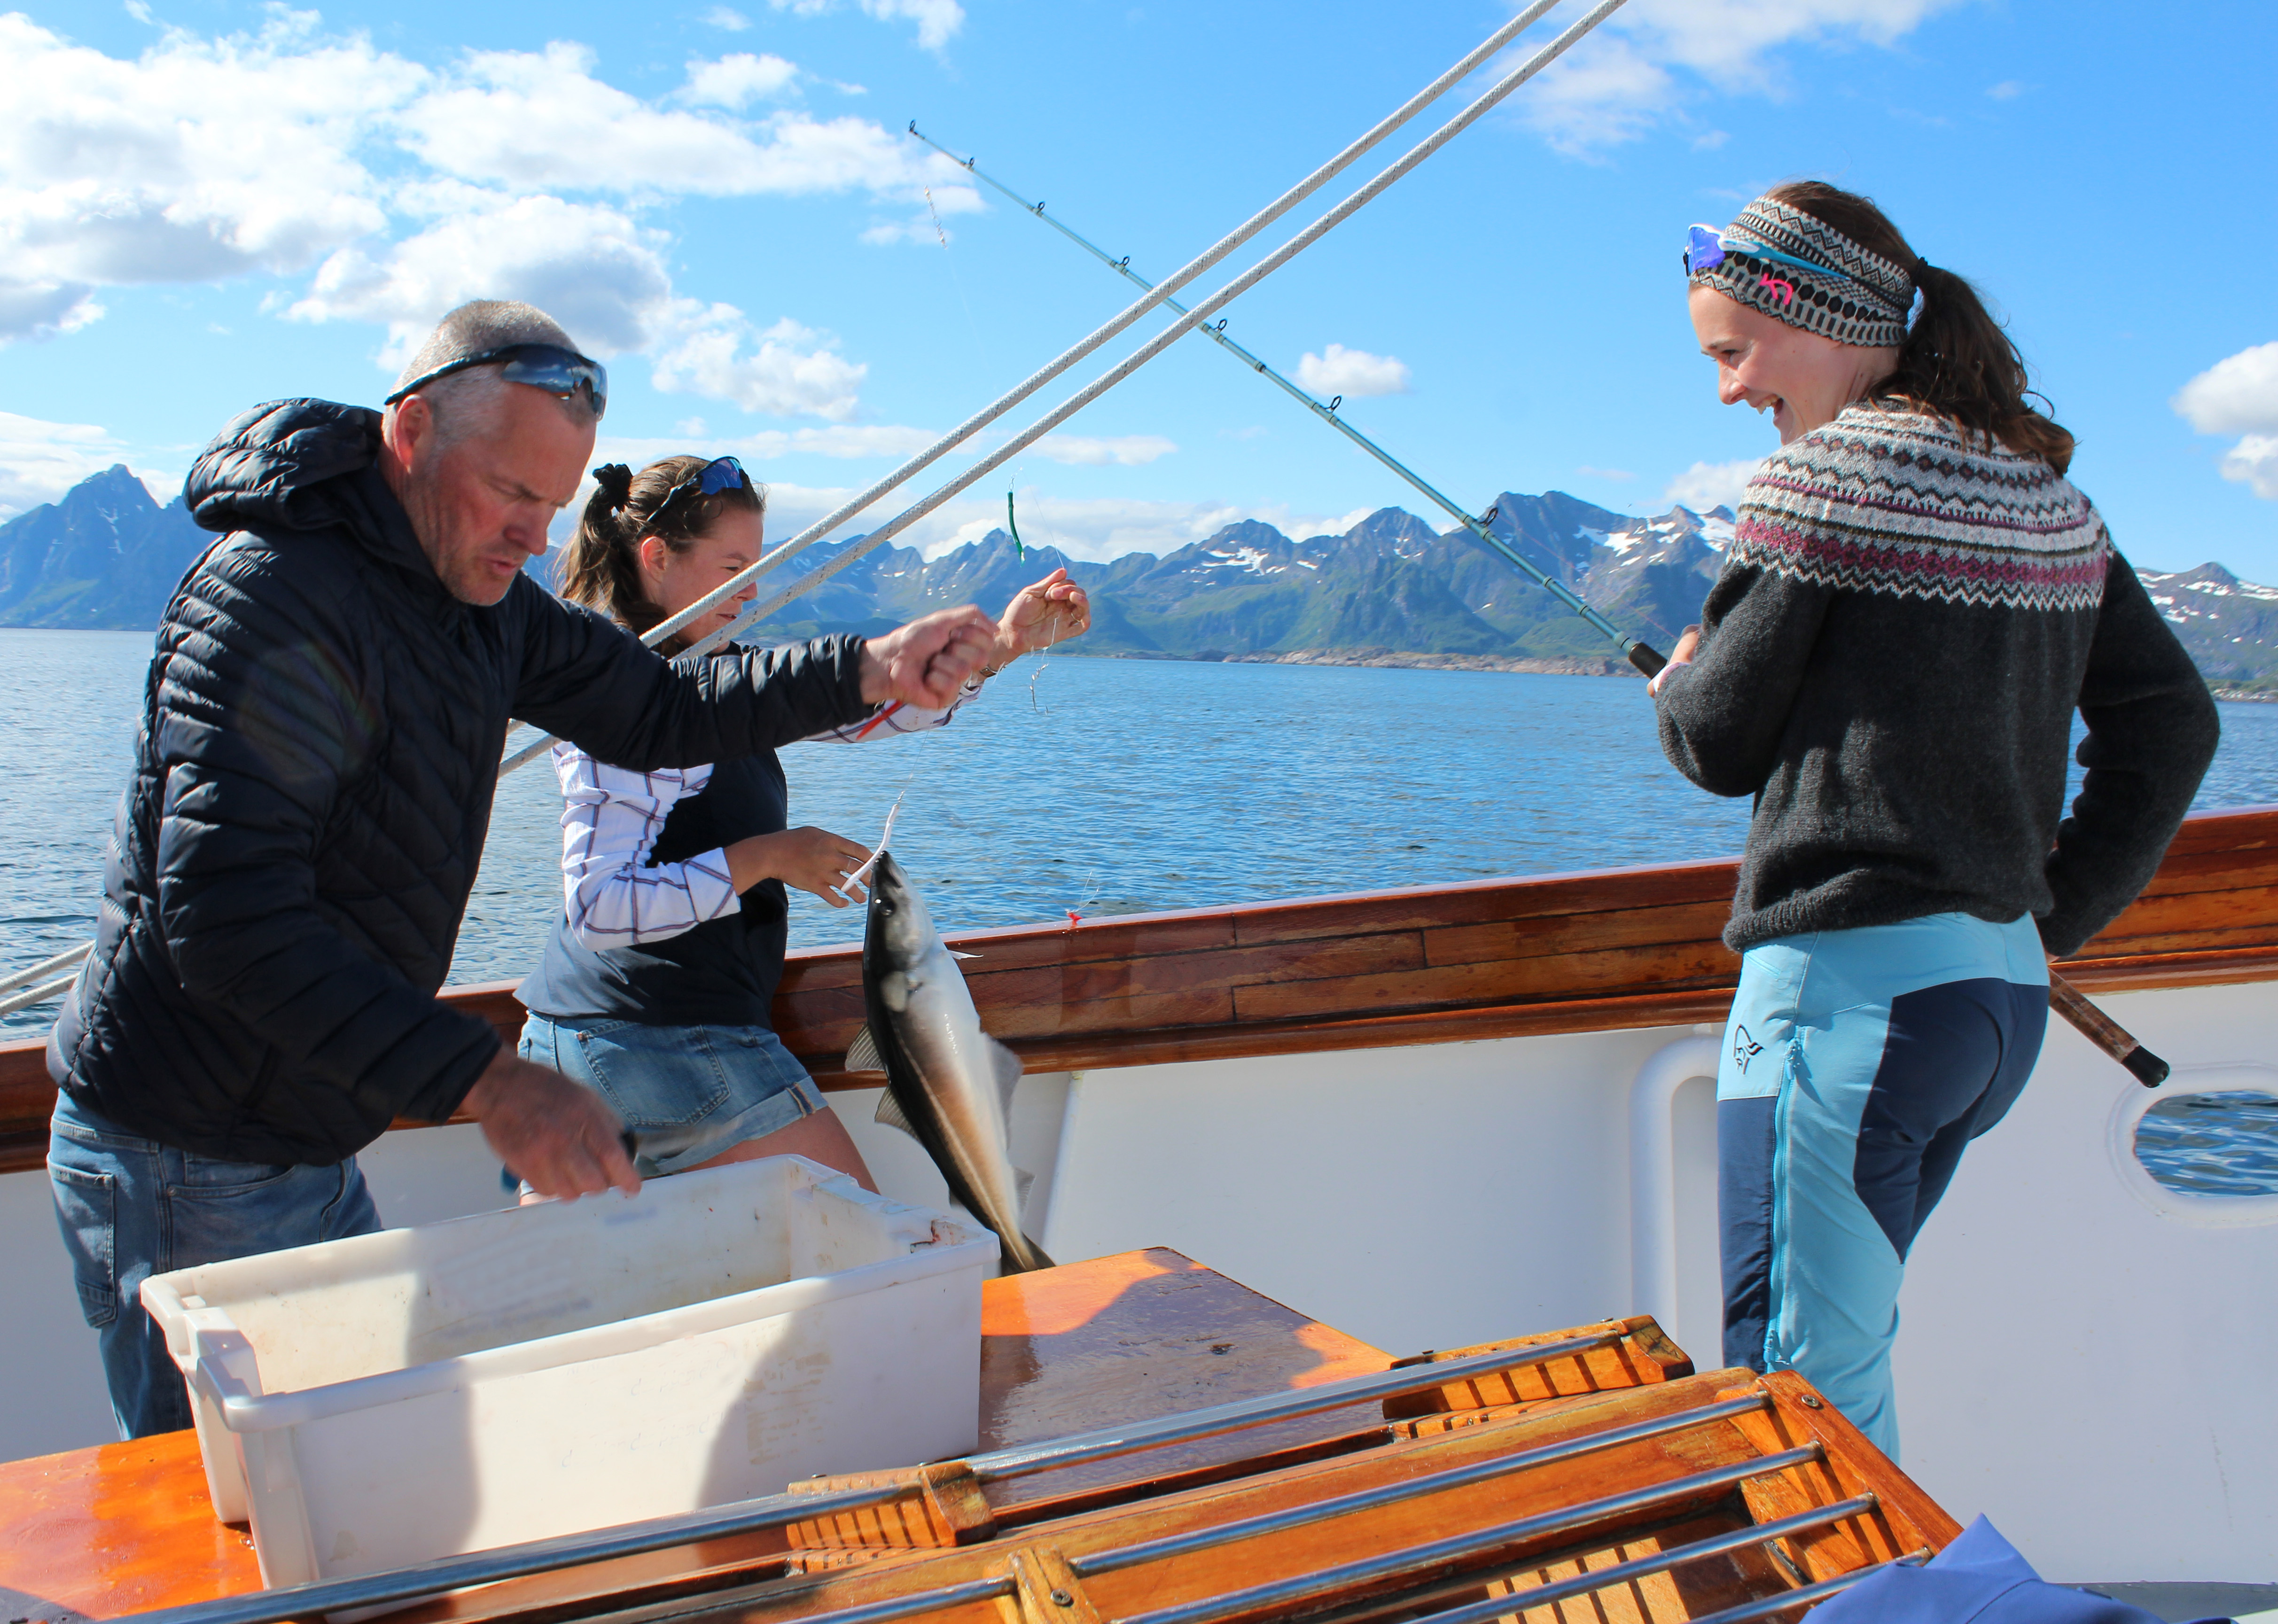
[[901, 132, 2175, 1088], [497, 0, 1583, 775], [903, 123, 1668, 679], [666, 0, 1630, 668], [10, 2, 1617, 1012]]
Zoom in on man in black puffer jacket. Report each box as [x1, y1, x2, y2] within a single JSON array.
[[45, 301, 998, 1437]]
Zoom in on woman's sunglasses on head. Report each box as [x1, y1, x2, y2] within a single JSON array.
[[652, 456, 754, 521], [1682, 225, 1842, 284]]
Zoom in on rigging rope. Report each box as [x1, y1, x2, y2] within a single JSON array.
[[6, 1, 1623, 1010], [497, 0, 1585, 773], [656, 0, 1631, 673]]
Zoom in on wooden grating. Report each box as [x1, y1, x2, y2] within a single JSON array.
[[3, 803, 2272, 1175], [452, 1370, 1958, 1624]]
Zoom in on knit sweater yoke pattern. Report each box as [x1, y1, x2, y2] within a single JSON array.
[[1733, 407, 2109, 614], [1654, 405, 2218, 960]]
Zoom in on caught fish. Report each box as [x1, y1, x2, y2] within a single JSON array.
[[844, 851, 1054, 1272]]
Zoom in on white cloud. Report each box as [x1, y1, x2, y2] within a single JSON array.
[[1512, 36, 1674, 154], [770, 0, 965, 50], [2173, 343, 2278, 501], [650, 310, 867, 420], [1294, 344, 1412, 398], [1030, 435, 1178, 468], [398, 44, 960, 198], [681, 53, 800, 110], [0, 10, 421, 339], [2220, 438, 2278, 501], [1986, 79, 2027, 99], [1663, 458, 1762, 512], [289, 191, 675, 361], [2173, 343, 2278, 436], [703, 7, 753, 29], [0, 411, 131, 517], [1513, 0, 1971, 153], [0, 9, 975, 387]]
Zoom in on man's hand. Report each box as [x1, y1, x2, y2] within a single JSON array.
[[993, 567, 1092, 664], [862, 606, 998, 708], [462, 1048, 640, 1200], [726, 825, 873, 906]]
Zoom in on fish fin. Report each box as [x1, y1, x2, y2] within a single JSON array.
[[988, 1036, 1024, 1115], [948, 949, 982, 960], [843, 1024, 884, 1074], [874, 1088, 919, 1139], [1014, 1167, 1035, 1209]]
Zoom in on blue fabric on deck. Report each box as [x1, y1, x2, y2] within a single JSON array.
[[1811, 1516, 2233, 1624]]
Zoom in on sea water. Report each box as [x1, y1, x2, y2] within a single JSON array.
[[7, 627, 2278, 1193]]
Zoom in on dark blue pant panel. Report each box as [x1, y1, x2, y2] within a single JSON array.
[[1852, 979, 2050, 1259], [1718, 1093, 1777, 1373]]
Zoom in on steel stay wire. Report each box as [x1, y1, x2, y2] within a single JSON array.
[[902, 121, 1664, 675], [493, 0, 1574, 774]]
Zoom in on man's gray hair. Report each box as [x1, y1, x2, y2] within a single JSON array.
[[389, 300, 590, 444]]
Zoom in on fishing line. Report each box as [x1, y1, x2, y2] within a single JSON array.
[[925, 186, 993, 380], [837, 784, 909, 902], [902, 120, 1668, 678]]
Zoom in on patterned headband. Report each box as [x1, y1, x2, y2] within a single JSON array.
[[1686, 196, 1916, 349]]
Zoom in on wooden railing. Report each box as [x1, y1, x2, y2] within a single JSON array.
[[3, 804, 2272, 1177]]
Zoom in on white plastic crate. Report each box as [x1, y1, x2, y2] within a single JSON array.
[[140, 1156, 995, 1588]]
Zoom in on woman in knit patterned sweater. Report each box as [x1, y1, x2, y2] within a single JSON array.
[[1654, 182, 2218, 1459]]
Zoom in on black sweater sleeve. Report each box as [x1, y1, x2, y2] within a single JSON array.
[[508, 589, 873, 768], [2038, 551, 2221, 957], [1654, 560, 1834, 798]]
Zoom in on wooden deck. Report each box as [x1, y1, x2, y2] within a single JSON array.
[[3, 804, 2272, 1176]]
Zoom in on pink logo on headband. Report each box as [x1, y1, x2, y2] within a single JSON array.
[[1758, 273, 1796, 306]]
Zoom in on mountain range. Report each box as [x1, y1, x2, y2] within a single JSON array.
[[6, 464, 2274, 694]]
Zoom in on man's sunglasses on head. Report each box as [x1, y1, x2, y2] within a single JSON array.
[[385, 344, 609, 420]]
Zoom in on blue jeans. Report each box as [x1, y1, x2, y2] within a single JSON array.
[[1717, 913, 2048, 1461], [519, 1015, 827, 1178], [47, 1091, 381, 1440]]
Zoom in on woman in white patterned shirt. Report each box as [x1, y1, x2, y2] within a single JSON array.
[[514, 454, 1088, 1190]]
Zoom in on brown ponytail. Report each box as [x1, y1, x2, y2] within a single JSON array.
[[555, 455, 766, 652], [1766, 181, 2076, 474]]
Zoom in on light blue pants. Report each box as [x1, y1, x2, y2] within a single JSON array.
[[1717, 914, 2049, 1460]]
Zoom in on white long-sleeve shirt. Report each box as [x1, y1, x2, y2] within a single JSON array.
[[554, 681, 980, 951]]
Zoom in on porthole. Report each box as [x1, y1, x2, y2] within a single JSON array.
[[2108, 1065, 2278, 1228], [2133, 1091, 2278, 1196]]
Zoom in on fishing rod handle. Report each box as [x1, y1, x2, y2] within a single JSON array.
[[1627, 641, 1668, 678], [2048, 972, 2169, 1088]]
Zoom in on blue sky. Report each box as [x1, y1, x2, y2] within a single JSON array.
[[5, 0, 2276, 579]]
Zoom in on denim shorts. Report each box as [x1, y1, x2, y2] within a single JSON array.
[[47, 1090, 380, 1439], [518, 1014, 827, 1177]]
